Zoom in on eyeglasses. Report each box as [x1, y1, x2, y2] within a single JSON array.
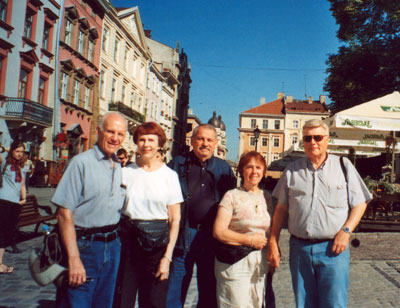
[[302, 135, 327, 143]]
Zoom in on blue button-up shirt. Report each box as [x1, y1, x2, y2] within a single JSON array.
[[51, 145, 126, 228], [273, 154, 372, 239]]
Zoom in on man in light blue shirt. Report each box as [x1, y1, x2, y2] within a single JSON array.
[[268, 119, 371, 308], [52, 112, 127, 308]]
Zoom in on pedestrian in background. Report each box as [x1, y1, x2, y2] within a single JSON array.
[[117, 148, 130, 167], [0, 141, 27, 273], [52, 112, 127, 308], [213, 151, 273, 308], [114, 122, 182, 308], [268, 118, 371, 308], [166, 124, 236, 308]]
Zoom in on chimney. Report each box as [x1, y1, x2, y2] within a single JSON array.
[[308, 96, 313, 104], [260, 97, 266, 105], [144, 29, 151, 38], [319, 95, 326, 104], [277, 92, 284, 99], [286, 95, 293, 103]]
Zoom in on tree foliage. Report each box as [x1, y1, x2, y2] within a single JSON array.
[[324, 0, 400, 112]]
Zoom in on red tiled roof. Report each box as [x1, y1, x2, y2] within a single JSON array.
[[242, 98, 284, 115], [285, 99, 329, 113]]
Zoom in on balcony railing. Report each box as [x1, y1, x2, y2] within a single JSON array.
[[4, 97, 53, 127], [109, 102, 145, 123]]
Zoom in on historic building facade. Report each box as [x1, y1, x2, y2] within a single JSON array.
[[238, 93, 330, 177], [98, 6, 149, 155], [57, 0, 108, 159], [0, 0, 61, 159]]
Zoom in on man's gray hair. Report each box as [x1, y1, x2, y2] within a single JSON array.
[[99, 112, 126, 130], [303, 119, 329, 135], [192, 124, 217, 139]]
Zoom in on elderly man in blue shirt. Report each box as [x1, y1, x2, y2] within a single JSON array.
[[52, 112, 127, 308], [268, 118, 371, 308]]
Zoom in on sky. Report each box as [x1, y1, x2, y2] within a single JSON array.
[[111, 0, 342, 161]]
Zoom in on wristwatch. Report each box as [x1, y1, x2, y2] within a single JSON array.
[[342, 227, 351, 234]]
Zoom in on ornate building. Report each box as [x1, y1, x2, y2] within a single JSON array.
[[0, 0, 61, 159], [208, 111, 227, 159]]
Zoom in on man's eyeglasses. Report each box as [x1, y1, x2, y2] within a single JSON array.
[[302, 135, 327, 143]]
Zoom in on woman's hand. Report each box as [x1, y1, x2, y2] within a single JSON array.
[[19, 199, 26, 205], [249, 233, 268, 249], [155, 256, 171, 281]]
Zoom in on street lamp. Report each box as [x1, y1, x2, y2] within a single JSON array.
[[254, 126, 261, 152]]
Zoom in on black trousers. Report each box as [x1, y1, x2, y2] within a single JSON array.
[[0, 199, 21, 248], [114, 224, 168, 308]]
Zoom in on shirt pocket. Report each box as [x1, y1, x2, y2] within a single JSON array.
[[326, 183, 348, 208]]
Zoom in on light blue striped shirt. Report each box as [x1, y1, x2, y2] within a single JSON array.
[[51, 145, 126, 228], [273, 154, 372, 239]]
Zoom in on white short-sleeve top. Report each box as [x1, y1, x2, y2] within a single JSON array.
[[122, 163, 183, 220]]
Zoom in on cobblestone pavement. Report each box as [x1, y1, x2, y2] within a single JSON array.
[[0, 188, 399, 308]]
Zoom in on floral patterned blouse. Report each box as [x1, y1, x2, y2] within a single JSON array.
[[219, 187, 272, 235]]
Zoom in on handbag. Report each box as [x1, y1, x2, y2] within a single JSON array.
[[214, 241, 256, 265], [123, 218, 170, 252], [28, 226, 66, 287]]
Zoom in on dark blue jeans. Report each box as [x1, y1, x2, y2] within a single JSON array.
[[56, 234, 121, 308], [166, 228, 217, 308]]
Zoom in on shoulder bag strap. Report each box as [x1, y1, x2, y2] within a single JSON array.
[[340, 156, 350, 211]]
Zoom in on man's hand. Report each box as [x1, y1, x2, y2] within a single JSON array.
[[267, 240, 281, 271], [331, 230, 350, 255], [68, 256, 86, 287]]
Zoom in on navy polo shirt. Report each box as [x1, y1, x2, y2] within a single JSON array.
[[187, 154, 216, 227]]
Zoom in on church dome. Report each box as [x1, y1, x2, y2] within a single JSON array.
[[208, 111, 220, 128], [218, 115, 226, 131]]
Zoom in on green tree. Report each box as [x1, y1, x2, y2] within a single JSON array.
[[324, 0, 400, 112]]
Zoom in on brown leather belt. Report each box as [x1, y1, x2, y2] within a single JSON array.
[[291, 234, 332, 244]]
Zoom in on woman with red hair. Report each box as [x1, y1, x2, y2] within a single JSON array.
[[213, 151, 273, 307], [115, 122, 182, 308]]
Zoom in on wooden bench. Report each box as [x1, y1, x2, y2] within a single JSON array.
[[18, 195, 57, 233]]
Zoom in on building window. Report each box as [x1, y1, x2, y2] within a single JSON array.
[[250, 136, 255, 146], [60, 72, 69, 99], [124, 48, 128, 71], [73, 79, 80, 105], [111, 78, 116, 102], [114, 37, 120, 62], [102, 26, 109, 51], [251, 119, 256, 128], [273, 137, 280, 147], [262, 137, 268, 147], [64, 19, 73, 45], [293, 120, 299, 129], [37, 77, 45, 104], [274, 120, 280, 130], [273, 154, 279, 161], [291, 135, 298, 145], [0, 0, 7, 22], [18, 69, 29, 98], [24, 10, 34, 39], [263, 119, 268, 129], [84, 86, 90, 109], [121, 84, 125, 103], [99, 69, 105, 98], [88, 39, 94, 61], [130, 91, 135, 108], [78, 30, 85, 54], [42, 23, 51, 50]]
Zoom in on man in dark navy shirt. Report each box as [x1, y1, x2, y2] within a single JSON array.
[[167, 124, 236, 308]]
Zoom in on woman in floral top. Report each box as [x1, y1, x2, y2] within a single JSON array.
[[213, 151, 273, 308]]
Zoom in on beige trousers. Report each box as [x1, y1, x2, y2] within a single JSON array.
[[215, 249, 268, 308]]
